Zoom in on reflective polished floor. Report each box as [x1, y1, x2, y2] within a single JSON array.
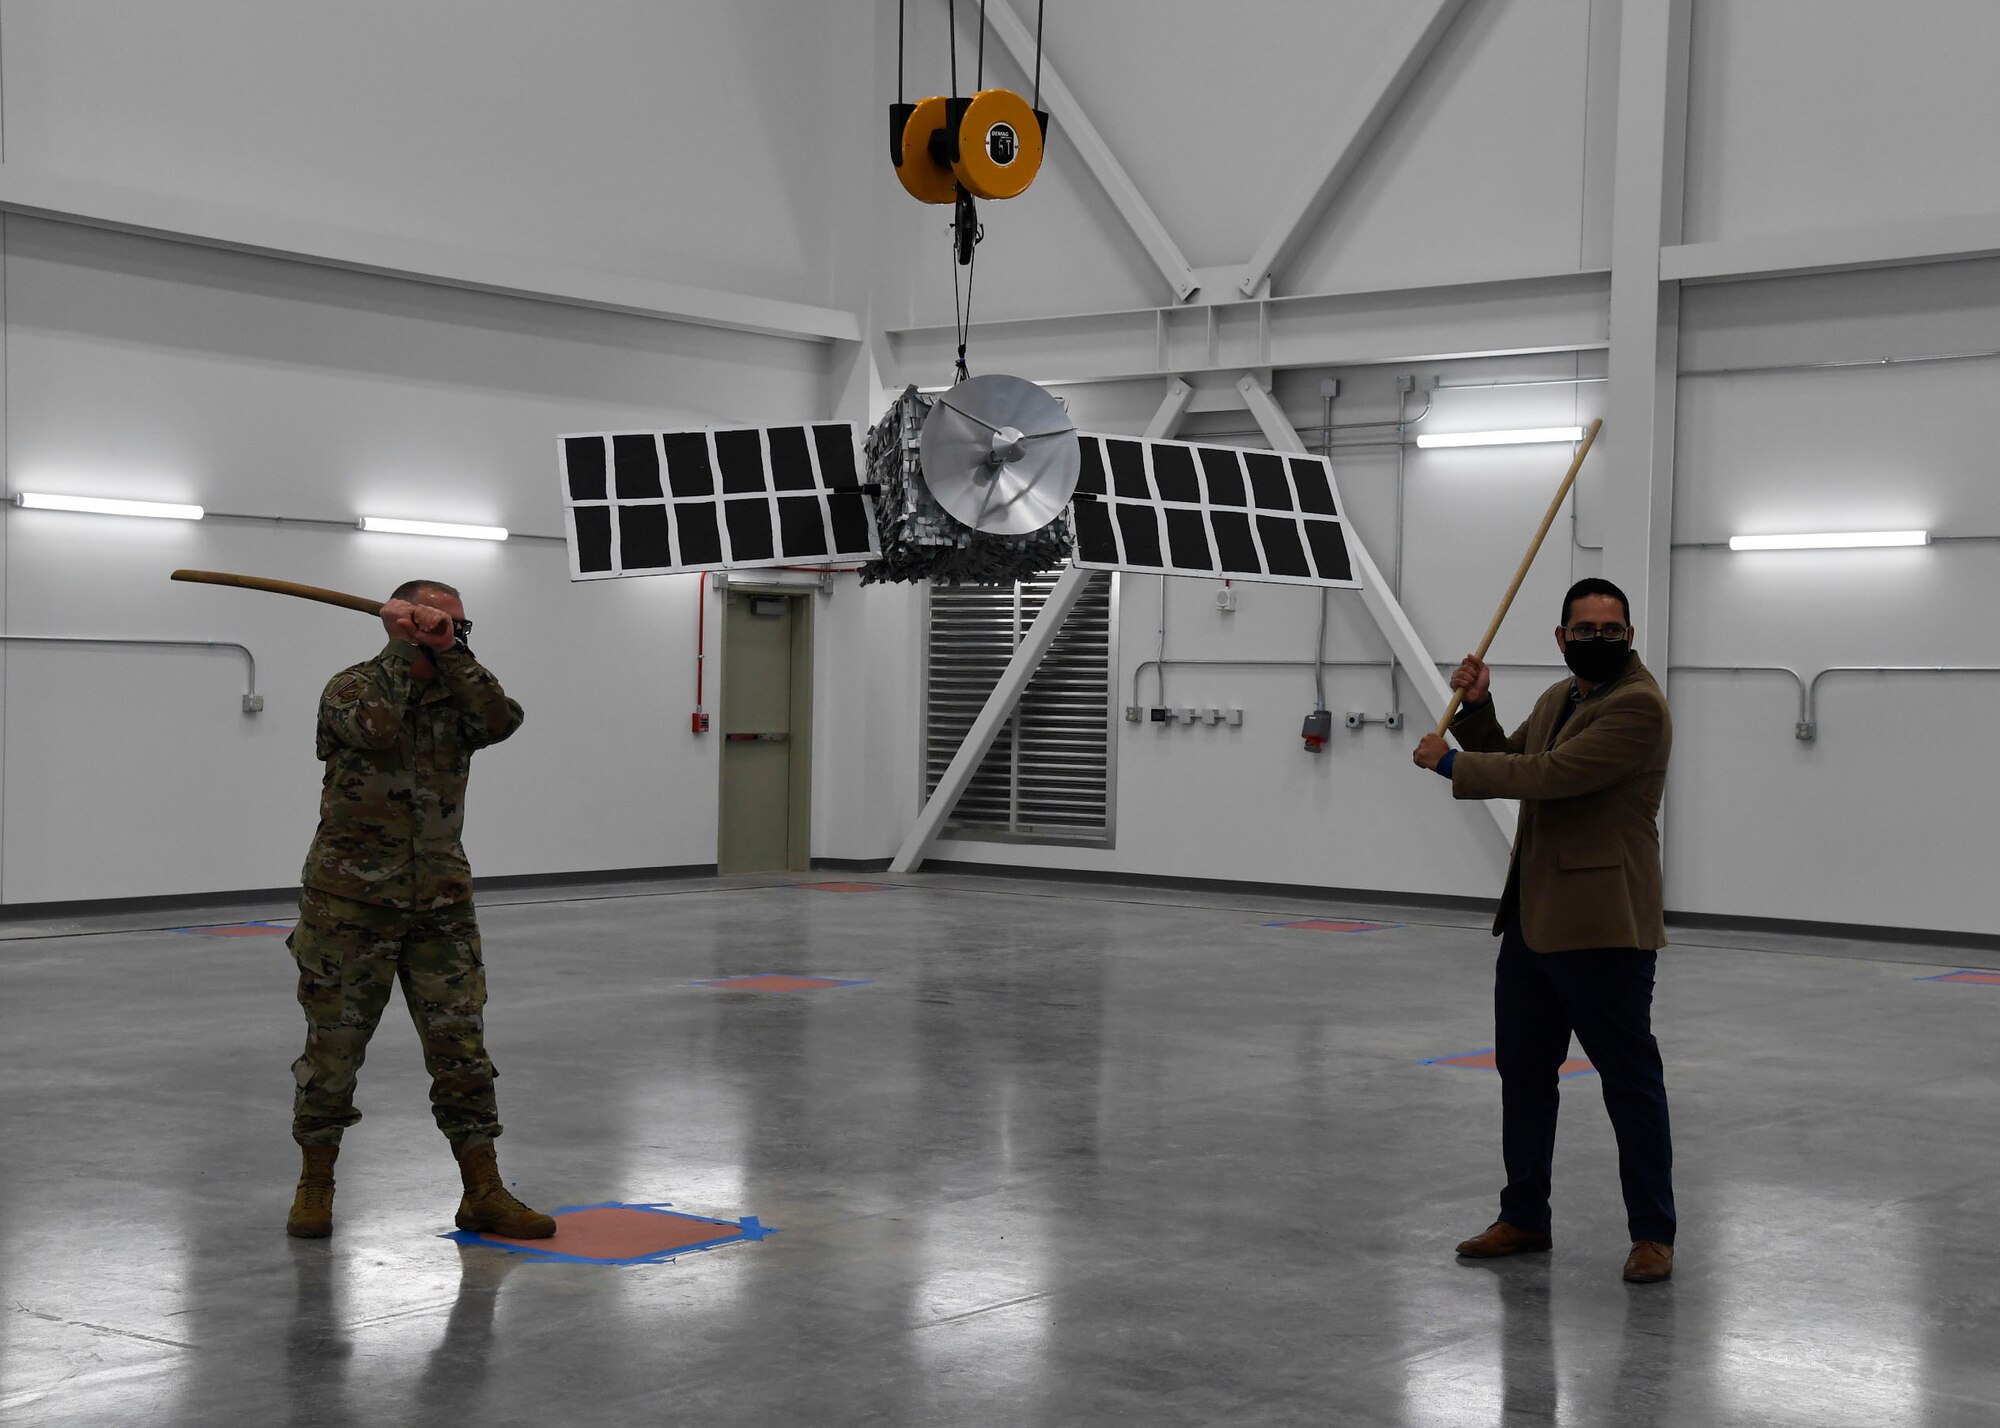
[[4, 872, 1998, 1426]]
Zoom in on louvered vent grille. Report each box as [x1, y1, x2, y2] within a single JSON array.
[[924, 572, 1114, 844]]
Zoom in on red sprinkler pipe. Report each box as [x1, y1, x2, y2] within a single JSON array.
[[692, 573, 709, 733]]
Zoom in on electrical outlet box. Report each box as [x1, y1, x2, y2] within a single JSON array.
[[1384, 712, 1404, 730], [1177, 707, 1198, 724], [1150, 707, 1169, 724], [1125, 705, 1143, 723], [1202, 708, 1222, 725], [1214, 586, 1237, 612], [242, 694, 265, 715], [1344, 711, 1364, 730], [1302, 709, 1332, 751], [1227, 709, 1243, 727]]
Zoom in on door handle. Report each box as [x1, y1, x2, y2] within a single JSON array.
[[724, 732, 790, 742]]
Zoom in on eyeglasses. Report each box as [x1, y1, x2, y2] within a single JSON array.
[[453, 619, 473, 639], [1563, 622, 1628, 642]]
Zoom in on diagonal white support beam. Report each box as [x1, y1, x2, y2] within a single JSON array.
[[1236, 374, 1517, 846], [1142, 376, 1197, 438], [978, 0, 1200, 303], [891, 565, 1096, 873], [1237, 0, 1469, 298]]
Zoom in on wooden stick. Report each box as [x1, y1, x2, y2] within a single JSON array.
[[171, 569, 384, 616], [1432, 418, 1604, 737]]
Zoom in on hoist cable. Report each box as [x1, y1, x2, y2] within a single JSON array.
[[1033, 0, 1045, 109]]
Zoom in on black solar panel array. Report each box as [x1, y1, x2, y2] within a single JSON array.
[[1066, 436, 1358, 587], [560, 424, 878, 579]]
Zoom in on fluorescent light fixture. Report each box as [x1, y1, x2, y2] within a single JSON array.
[[358, 516, 508, 542], [1728, 530, 1930, 552], [1414, 426, 1587, 449], [14, 492, 204, 520]]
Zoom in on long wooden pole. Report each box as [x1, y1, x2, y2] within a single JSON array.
[[1432, 417, 1604, 737], [171, 569, 383, 616]]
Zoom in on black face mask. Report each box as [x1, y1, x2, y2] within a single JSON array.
[[1563, 638, 1630, 684]]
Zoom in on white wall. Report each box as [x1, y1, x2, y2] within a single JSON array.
[[0, 216, 832, 903], [870, 0, 1613, 334], [0, 0, 872, 309], [6, 0, 1998, 941], [907, 0, 2000, 938], [0, 0, 896, 906], [1665, 260, 2000, 933], [1682, 0, 2000, 245], [931, 357, 1605, 904]]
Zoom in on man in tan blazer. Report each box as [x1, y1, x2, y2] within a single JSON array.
[[1412, 577, 1675, 1284]]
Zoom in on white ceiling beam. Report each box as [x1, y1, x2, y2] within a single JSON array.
[[1662, 211, 2000, 285], [0, 166, 863, 343], [886, 270, 1608, 385], [1235, 0, 1470, 299], [1237, 375, 1515, 847], [976, 0, 1201, 303]]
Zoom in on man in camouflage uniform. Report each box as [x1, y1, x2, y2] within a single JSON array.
[[285, 579, 555, 1241]]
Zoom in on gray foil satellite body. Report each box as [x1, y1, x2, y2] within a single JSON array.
[[557, 377, 1363, 591]]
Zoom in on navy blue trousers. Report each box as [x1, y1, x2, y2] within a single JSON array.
[[1494, 910, 1676, 1244]]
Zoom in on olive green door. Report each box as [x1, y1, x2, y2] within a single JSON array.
[[717, 588, 812, 873]]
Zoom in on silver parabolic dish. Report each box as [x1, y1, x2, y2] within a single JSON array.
[[919, 374, 1082, 537]]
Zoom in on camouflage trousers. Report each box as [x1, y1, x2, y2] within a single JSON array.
[[288, 887, 502, 1149]]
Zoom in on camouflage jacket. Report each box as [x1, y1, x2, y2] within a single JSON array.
[[300, 641, 524, 910]]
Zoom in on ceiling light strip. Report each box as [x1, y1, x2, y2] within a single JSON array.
[[1413, 427, 1587, 449], [358, 516, 509, 542], [14, 492, 205, 520], [1728, 530, 1930, 551]]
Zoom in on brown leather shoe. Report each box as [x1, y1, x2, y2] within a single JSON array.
[[1455, 1221, 1553, 1258], [1623, 1241, 1674, 1283]]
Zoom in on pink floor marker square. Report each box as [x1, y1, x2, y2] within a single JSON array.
[[1926, 970, 2000, 986], [1267, 919, 1400, 933], [1424, 1048, 1596, 1079], [482, 1207, 734, 1257], [447, 1203, 776, 1265], [693, 974, 870, 993]]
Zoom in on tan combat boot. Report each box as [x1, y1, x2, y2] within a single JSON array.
[[453, 1141, 556, 1238], [286, 1144, 339, 1238]]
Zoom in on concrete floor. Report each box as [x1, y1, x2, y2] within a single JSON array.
[[4, 872, 1998, 1427]]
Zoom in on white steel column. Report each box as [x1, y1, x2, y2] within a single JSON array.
[[1602, 0, 1692, 665], [1237, 375, 1517, 845]]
